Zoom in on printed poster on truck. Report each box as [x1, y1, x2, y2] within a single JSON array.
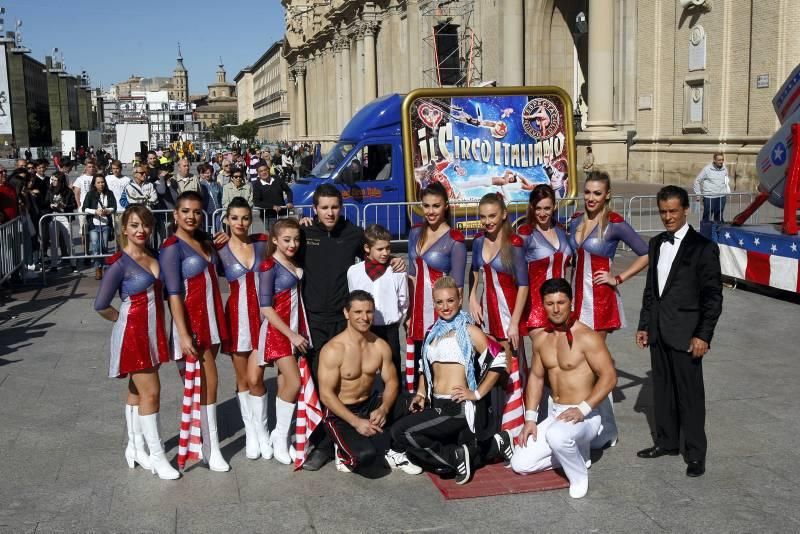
[[402, 87, 577, 205]]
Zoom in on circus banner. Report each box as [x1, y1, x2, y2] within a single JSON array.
[[402, 87, 577, 204]]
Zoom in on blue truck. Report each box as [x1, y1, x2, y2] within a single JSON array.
[[291, 87, 578, 238]]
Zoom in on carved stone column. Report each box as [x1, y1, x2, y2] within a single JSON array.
[[363, 20, 379, 103], [291, 60, 307, 138], [585, 0, 615, 130], [341, 35, 352, 123]]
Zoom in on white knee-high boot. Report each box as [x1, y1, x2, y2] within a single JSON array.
[[247, 393, 274, 460], [201, 404, 231, 472], [138, 412, 180, 480], [127, 405, 152, 470], [271, 397, 295, 465], [238, 391, 260, 460]]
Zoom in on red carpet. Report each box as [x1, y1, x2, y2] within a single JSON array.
[[427, 463, 569, 500]]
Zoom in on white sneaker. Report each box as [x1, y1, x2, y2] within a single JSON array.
[[334, 445, 352, 473], [569, 478, 589, 499], [385, 449, 423, 475]]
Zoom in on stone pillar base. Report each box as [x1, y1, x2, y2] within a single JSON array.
[[576, 130, 629, 180]]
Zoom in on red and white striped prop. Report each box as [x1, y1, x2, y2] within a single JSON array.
[[405, 337, 415, 392], [501, 353, 525, 439], [294, 356, 323, 470], [177, 354, 203, 470]]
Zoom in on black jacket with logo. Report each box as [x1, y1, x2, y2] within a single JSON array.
[[300, 217, 364, 319]]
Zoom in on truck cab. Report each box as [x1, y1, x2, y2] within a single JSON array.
[[291, 94, 408, 234]]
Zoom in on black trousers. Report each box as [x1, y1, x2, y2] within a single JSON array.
[[372, 323, 402, 385], [323, 392, 410, 473], [650, 339, 707, 462], [391, 397, 501, 473], [307, 315, 347, 381], [306, 314, 348, 457]]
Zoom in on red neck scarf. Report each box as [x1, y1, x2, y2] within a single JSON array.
[[544, 313, 577, 348], [365, 260, 388, 281]]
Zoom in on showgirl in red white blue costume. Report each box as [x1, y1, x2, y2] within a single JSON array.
[[256, 218, 311, 465], [94, 205, 179, 480], [215, 197, 272, 461], [407, 184, 467, 387], [160, 191, 231, 473], [567, 173, 649, 448], [520, 185, 573, 331]]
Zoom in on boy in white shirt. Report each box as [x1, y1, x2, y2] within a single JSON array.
[[347, 224, 408, 384]]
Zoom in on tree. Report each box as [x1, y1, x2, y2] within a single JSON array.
[[234, 120, 259, 143], [208, 112, 238, 143]]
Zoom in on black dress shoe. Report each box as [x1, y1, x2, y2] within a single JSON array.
[[637, 445, 680, 459], [686, 461, 705, 477], [302, 447, 332, 471]]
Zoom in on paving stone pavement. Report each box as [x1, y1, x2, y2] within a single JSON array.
[[1, 249, 799, 533]]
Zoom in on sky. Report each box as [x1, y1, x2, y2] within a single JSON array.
[[1, 0, 285, 94]]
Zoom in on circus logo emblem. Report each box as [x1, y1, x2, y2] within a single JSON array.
[[522, 97, 561, 140], [417, 102, 444, 130]]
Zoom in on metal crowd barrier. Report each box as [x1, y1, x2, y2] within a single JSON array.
[[0, 216, 24, 284], [208, 203, 361, 234], [626, 192, 758, 236], [360, 196, 626, 243]]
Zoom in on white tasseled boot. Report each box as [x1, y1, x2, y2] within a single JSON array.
[[247, 393, 274, 460], [270, 397, 295, 465], [238, 391, 260, 460], [200, 404, 231, 472], [138, 412, 180, 480]]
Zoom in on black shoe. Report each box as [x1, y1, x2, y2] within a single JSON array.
[[453, 444, 471, 485], [686, 461, 705, 477], [637, 445, 680, 459], [302, 447, 331, 471], [494, 431, 514, 463]]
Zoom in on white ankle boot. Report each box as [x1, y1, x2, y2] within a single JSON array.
[[138, 412, 180, 480], [271, 398, 295, 465], [238, 392, 260, 460], [201, 404, 230, 472], [247, 393, 274, 460]]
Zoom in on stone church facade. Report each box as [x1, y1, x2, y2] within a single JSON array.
[[282, 0, 800, 187]]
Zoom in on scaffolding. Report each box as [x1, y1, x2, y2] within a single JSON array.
[[421, 0, 482, 87]]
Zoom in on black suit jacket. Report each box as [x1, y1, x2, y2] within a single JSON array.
[[252, 177, 293, 217], [638, 226, 723, 350]]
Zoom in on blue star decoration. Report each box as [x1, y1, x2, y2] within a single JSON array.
[[772, 143, 787, 166]]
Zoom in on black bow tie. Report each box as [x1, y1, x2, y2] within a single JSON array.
[[660, 232, 675, 245]]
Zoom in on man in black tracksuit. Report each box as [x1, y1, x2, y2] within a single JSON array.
[[299, 184, 405, 470]]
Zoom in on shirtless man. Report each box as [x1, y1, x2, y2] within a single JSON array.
[[510, 278, 617, 499], [318, 290, 423, 475]]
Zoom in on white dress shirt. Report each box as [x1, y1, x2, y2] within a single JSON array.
[[657, 223, 689, 296], [346, 263, 409, 326]]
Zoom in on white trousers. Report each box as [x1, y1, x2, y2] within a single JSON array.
[[510, 403, 602, 485]]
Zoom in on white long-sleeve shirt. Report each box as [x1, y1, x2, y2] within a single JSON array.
[[346, 263, 408, 326]]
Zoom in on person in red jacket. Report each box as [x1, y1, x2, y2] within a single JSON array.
[[0, 167, 19, 223]]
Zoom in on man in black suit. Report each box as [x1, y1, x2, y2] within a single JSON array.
[[635, 185, 722, 477], [252, 162, 294, 228]]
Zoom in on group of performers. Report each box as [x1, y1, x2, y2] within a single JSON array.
[[94, 171, 651, 499]]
